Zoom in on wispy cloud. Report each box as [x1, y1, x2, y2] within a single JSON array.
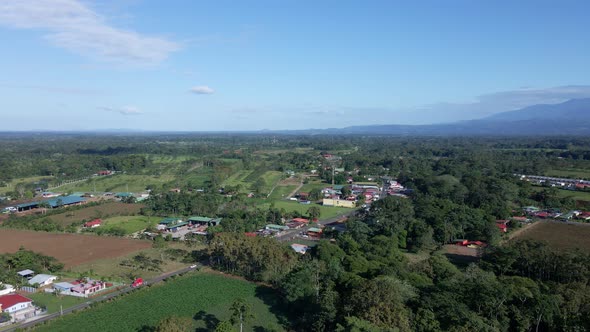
[[190, 86, 215, 95], [0, 0, 180, 65], [100, 106, 143, 115]]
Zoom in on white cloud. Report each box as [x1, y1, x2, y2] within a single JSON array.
[[0, 0, 180, 65], [100, 106, 142, 115], [190, 86, 215, 94]]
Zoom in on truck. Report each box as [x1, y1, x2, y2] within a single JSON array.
[[131, 278, 143, 287]]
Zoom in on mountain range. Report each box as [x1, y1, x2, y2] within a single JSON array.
[[278, 98, 590, 136]]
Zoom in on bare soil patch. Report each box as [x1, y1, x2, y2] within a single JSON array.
[[0, 229, 151, 268]]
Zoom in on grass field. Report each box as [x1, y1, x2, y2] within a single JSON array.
[[511, 221, 590, 251], [67, 245, 192, 281], [268, 185, 297, 200], [35, 272, 288, 332], [531, 186, 590, 202], [260, 200, 350, 219], [545, 168, 590, 179], [27, 293, 86, 314], [42, 202, 143, 227], [100, 215, 155, 234], [0, 176, 55, 195], [56, 174, 175, 193]]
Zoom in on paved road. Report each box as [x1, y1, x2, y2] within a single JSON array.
[[3, 265, 199, 332]]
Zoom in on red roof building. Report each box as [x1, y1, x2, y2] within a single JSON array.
[[496, 220, 509, 233], [84, 219, 102, 228], [0, 294, 33, 312], [244, 232, 257, 237], [292, 218, 309, 223]]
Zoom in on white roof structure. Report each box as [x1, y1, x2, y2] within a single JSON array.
[[17, 269, 35, 277], [28, 274, 57, 285]]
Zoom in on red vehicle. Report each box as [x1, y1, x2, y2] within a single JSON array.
[[131, 278, 143, 287]]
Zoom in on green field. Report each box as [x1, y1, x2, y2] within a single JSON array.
[[268, 185, 297, 200], [57, 174, 175, 193], [531, 186, 590, 202], [27, 292, 86, 314], [35, 272, 288, 332], [0, 176, 55, 195], [101, 215, 155, 234], [545, 168, 590, 180], [262, 200, 350, 219]]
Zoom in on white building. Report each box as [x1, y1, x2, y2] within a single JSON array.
[[0, 283, 15, 296], [0, 294, 35, 322], [28, 274, 58, 287]]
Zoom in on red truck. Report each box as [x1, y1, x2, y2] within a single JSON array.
[[131, 278, 143, 287]]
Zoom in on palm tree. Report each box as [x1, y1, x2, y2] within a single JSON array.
[[230, 298, 254, 332]]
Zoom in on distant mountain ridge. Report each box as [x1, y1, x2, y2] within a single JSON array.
[[277, 98, 590, 136]]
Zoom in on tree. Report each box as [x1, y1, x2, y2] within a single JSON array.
[[154, 316, 193, 332], [307, 206, 321, 220], [230, 298, 254, 332], [215, 321, 234, 332]]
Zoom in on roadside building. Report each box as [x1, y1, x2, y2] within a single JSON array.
[[0, 294, 35, 322], [323, 198, 356, 208]]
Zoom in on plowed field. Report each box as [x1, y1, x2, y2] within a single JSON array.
[[0, 229, 151, 268]]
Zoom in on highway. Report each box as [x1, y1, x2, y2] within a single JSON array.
[[3, 265, 199, 332]]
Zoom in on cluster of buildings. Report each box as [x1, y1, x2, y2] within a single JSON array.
[[0, 270, 58, 323], [523, 206, 590, 222], [517, 174, 590, 191], [147, 216, 223, 240]]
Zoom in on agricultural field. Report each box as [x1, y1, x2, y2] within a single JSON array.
[[268, 184, 298, 200], [0, 229, 151, 268], [34, 272, 288, 332], [100, 215, 155, 234], [511, 221, 590, 251], [56, 174, 175, 194], [40, 202, 143, 227]]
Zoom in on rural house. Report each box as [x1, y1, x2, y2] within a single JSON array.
[[84, 219, 102, 228], [0, 293, 35, 322], [16, 270, 35, 280], [28, 274, 58, 287]]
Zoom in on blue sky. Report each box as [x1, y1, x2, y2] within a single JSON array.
[[0, 0, 589, 131]]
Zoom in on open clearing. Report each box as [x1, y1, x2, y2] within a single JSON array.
[[35, 272, 287, 332], [101, 215, 155, 234], [0, 229, 151, 268], [260, 200, 350, 219], [42, 202, 143, 227], [56, 174, 175, 193], [511, 221, 590, 251]]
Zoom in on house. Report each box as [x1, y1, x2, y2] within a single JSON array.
[[291, 244, 310, 254], [323, 198, 356, 208], [496, 220, 509, 233], [0, 294, 35, 322], [28, 274, 57, 287], [187, 216, 222, 227], [166, 222, 189, 232], [292, 218, 309, 224], [97, 170, 112, 176], [16, 270, 35, 279], [157, 217, 183, 230], [265, 224, 289, 232], [114, 192, 134, 199], [307, 227, 323, 238], [52, 282, 76, 293], [16, 195, 86, 212], [0, 283, 15, 296], [69, 279, 107, 297], [84, 219, 102, 228], [510, 216, 529, 222]]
